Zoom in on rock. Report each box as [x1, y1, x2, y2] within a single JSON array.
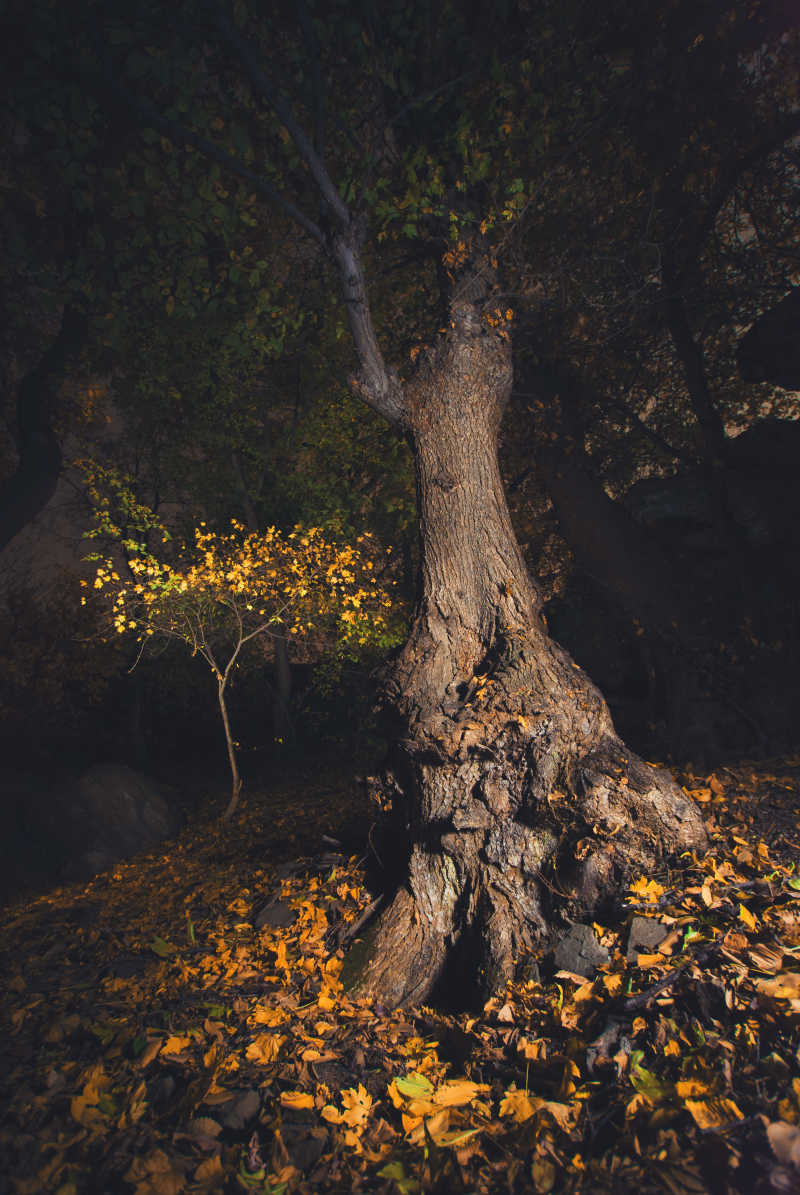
[[221, 1089, 261, 1130], [254, 898, 297, 929], [626, 915, 669, 962], [62, 763, 179, 880], [553, 923, 610, 978]]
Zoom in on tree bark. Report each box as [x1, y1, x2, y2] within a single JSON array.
[[218, 677, 243, 821], [354, 300, 707, 1008], [271, 630, 293, 746]]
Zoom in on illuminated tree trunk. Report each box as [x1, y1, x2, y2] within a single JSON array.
[[218, 675, 243, 821], [353, 299, 707, 1008], [105, 35, 707, 1006]]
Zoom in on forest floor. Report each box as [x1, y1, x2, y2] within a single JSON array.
[[1, 753, 799, 1195]]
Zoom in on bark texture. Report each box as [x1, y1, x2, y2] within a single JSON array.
[[355, 301, 707, 1008]]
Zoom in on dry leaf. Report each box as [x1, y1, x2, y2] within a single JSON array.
[[279, 1091, 314, 1110], [684, 1097, 743, 1128], [767, 1121, 800, 1168]]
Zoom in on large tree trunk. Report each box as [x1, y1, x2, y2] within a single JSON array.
[[354, 302, 707, 1008]]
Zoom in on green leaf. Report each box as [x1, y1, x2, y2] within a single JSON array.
[[131, 1034, 148, 1057], [377, 1162, 420, 1194], [629, 1050, 672, 1103], [149, 936, 178, 958], [787, 878, 800, 891], [432, 1127, 481, 1147], [394, 1071, 434, 1099]]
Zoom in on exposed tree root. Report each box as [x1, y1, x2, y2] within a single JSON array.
[[354, 631, 707, 1008]]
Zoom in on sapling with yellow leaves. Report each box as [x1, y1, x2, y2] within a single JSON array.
[[85, 515, 393, 819]]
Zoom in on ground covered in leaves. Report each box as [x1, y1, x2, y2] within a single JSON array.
[[1, 756, 799, 1195]]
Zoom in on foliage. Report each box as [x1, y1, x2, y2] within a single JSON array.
[[0, 570, 124, 757], [85, 502, 396, 814], [2, 757, 800, 1192], [89, 519, 394, 653]]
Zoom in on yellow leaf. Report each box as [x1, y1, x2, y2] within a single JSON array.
[[518, 1036, 547, 1060], [162, 1034, 192, 1057], [70, 1064, 111, 1132], [245, 1034, 286, 1064], [636, 953, 665, 968], [433, 1079, 489, 1107], [629, 878, 665, 903], [405, 1107, 450, 1145], [602, 973, 623, 996], [625, 1092, 649, 1119], [676, 1079, 715, 1099], [499, 1087, 538, 1123], [684, 1097, 743, 1129], [280, 1091, 314, 1110], [738, 904, 757, 931], [340, 1084, 373, 1128], [251, 1006, 287, 1028], [754, 972, 800, 1000]]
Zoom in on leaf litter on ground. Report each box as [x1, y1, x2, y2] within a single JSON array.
[[1, 757, 799, 1194]]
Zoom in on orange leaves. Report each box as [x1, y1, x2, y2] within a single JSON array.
[[499, 1086, 578, 1131], [387, 1071, 490, 1150], [6, 757, 800, 1193], [322, 1083, 373, 1147], [628, 877, 666, 903], [70, 1064, 113, 1133], [279, 1090, 314, 1111], [245, 1034, 286, 1065], [161, 1034, 193, 1058], [684, 1096, 743, 1129]]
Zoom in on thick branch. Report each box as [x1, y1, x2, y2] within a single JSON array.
[[662, 258, 728, 466], [330, 231, 406, 426], [693, 111, 800, 262], [207, 3, 348, 228]]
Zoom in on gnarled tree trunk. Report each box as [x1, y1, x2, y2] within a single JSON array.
[[354, 298, 707, 1008]]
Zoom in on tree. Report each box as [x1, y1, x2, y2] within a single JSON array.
[[13, 0, 711, 1006], [490, 0, 800, 758], [87, 505, 394, 818]]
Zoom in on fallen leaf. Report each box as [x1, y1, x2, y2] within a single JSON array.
[[767, 1121, 800, 1168], [279, 1090, 314, 1110], [684, 1097, 743, 1129]]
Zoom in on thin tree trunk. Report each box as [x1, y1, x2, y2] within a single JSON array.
[[218, 678, 243, 821], [353, 299, 707, 1008]]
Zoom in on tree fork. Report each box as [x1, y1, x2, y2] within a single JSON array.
[[349, 301, 707, 1008]]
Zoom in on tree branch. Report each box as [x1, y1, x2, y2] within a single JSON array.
[[693, 111, 800, 261], [93, 60, 325, 246], [207, 2, 349, 228]]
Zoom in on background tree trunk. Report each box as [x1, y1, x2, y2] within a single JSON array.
[[355, 301, 707, 1008], [0, 304, 87, 552]]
